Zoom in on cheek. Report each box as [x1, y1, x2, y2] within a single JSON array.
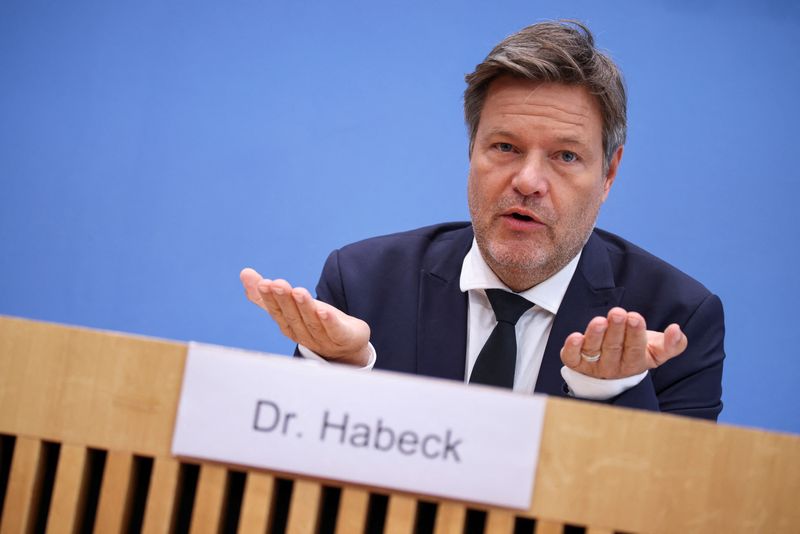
[[468, 164, 503, 202], [466, 173, 480, 217], [467, 164, 486, 199], [552, 182, 603, 218], [466, 171, 476, 201]]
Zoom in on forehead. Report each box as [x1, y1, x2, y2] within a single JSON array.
[[478, 77, 603, 145]]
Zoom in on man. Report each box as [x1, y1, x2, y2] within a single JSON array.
[[240, 21, 724, 420]]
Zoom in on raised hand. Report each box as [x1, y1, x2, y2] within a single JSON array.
[[240, 268, 371, 366], [560, 307, 688, 379]]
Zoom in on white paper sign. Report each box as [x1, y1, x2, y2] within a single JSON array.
[[172, 342, 547, 509]]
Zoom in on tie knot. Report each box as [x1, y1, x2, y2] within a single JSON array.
[[485, 289, 533, 325]]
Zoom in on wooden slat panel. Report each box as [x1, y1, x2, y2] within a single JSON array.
[[0, 317, 186, 457], [237, 471, 274, 534], [2, 317, 800, 533], [94, 451, 134, 534], [188, 464, 227, 534], [141, 457, 180, 534], [335, 487, 369, 534], [585, 527, 614, 534], [286, 480, 321, 534], [531, 397, 800, 533], [384, 494, 416, 534], [433, 502, 466, 534], [0, 437, 43, 534], [484, 509, 515, 534], [46, 444, 88, 534], [534, 519, 563, 534]]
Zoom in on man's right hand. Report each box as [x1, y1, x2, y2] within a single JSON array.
[[240, 268, 371, 366]]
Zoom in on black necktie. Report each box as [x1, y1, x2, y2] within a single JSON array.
[[469, 289, 534, 389]]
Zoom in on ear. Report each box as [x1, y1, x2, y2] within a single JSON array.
[[601, 145, 624, 202]]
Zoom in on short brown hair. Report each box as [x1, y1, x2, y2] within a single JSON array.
[[464, 20, 627, 171]]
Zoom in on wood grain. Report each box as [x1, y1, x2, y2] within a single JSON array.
[[530, 397, 800, 533], [534, 518, 563, 534], [141, 456, 180, 534], [2, 316, 799, 534], [46, 443, 88, 534], [94, 451, 134, 534], [0, 316, 185, 457], [286, 479, 321, 534], [0, 437, 43, 534], [433, 502, 465, 534], [484, 509, 515, 534], [188, 464, 227, 534], [384, 494, 416, 534], [335, 487, 369, 534], [237, 471, 274, 534]]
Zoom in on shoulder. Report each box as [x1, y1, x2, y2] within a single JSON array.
[[590, 230, 724, 418], [315, 222, 472, 312], [590, 228, 718, 315], [335, 222, 473, 264]]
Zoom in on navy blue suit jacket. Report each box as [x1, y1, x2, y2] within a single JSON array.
[[313, 222, 725, 421]]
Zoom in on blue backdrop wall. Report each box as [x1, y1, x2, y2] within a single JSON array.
[[2, 1, 798, 434]]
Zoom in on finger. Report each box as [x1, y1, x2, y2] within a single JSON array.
[[240, 268, 267, 308], [622, 311, 648, 369], [271, 280, 315, 343], [650, 323, 687, 365], [580, 317, 607, 359], [599, 308, 627, 369], [571, 317, 607, 377], [315, 301, 360, 348], [594, 308, 628, 377], [256, 280, 296, 339], [291, 287, 328, 344], [560, 333, 585, 369], [666, 324, 688, 353]]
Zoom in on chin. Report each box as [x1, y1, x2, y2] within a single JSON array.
[[483, 235, 583, 288], [485, 242, 552, 274]]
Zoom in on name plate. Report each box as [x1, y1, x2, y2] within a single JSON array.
[[172, 342, 546, 509]]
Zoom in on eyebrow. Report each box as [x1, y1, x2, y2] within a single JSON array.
[[482, 129, 591, 150], [482, 128, 519, 140], [554, 136, 591, 149]]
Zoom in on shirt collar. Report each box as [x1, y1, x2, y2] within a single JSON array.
[[459, 239, 581, 314]]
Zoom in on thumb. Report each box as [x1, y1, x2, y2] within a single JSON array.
[[648, 325, 687, 366]]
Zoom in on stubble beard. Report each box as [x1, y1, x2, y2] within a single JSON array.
[[471, 199, 601, 292]]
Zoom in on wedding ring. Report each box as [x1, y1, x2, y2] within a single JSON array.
[[580, 351, 601, 363]]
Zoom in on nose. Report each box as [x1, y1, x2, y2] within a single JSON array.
[[512, 155, 549, 197]]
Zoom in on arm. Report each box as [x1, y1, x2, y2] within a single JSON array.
[[559, 295, 725, 420], [240, 266, 372, 366], [646, 294, 725, 420]]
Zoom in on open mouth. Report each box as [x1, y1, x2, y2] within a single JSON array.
[[510, 212, 534, 222]]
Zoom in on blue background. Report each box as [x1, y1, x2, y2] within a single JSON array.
[[1, 1, 798, 434]]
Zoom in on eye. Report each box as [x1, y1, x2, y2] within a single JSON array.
[[559, 151, 578, 163], [495, 142, 515, 153]]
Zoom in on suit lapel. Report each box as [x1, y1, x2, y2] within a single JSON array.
[[416, 227, 474, 381], [535, 232, 625, 395]]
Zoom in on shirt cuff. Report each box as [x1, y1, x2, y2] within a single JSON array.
[[296, 343, 377, 370], [560, 366, 648, 400]]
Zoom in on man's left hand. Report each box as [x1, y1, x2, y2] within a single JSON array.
[[560, 307, 688, 379]]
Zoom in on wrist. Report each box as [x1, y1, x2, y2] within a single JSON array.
[[334, 343, 372, 366]]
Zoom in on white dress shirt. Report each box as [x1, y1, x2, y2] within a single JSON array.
[[300, 239, 646, 399], [460, 239, 579, 393], [460, 240, 645, 398]]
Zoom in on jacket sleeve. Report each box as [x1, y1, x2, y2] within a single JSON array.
[[608, 293, 725, 421]]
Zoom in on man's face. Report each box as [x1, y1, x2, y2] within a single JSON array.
[[467, 77, 622, 291]]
